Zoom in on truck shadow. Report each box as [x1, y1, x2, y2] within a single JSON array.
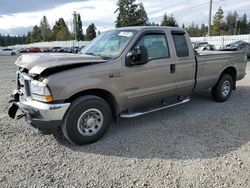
[[55, 86, 250, 160]]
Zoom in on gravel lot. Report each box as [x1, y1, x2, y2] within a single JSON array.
[[0, 55, 250, 187]]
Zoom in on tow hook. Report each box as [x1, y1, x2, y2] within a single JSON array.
[[16, 113, 26, 120], [8, 103, 19, 119]]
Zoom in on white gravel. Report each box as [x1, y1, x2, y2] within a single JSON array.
[[0, 55, 250, 187]]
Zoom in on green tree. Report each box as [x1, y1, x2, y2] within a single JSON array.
[[115, 0, 148, 27], [73, 11, 84, 41], [160, 13, 178, 27], [0, 34, 5, 46], [187, 22, 200, 37], [85, 23, 96, 41], [238, 13, 249, 34], [225, 11, 238, 35], [30, 25, 42, 42], [146, 22, 159, 26], [40, 16, 51, 41], [200, 23, 208, 36], [212, 6, 225, 35], [0, 34, 27, 46], [52, 18, 71, 41]]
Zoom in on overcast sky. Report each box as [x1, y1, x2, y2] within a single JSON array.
[[0, 0, 250, 35]]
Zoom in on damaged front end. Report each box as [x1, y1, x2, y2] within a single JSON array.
[[8, 70, 70, 132]]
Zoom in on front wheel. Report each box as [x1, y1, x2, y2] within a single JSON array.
[[211, 74, 234, 102], [62, 95, 112, 145]]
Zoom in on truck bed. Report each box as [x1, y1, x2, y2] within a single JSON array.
[[194, 51, 247, 92]]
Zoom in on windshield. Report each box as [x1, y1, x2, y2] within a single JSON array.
[[81, 30, 137, 58]]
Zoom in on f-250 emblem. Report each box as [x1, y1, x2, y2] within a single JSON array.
[[109, 72, 121, 78]]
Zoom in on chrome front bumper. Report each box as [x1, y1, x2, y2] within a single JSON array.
[[17, 100, 70, 122], [8, 91, 70, 131]]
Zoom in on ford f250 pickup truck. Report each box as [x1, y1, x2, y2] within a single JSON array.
[[8, 27, 247, 145]]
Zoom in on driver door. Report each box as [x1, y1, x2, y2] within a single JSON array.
[[123, 31, 176, 108]]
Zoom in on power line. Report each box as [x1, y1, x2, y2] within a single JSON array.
[[149, 0, 225, 20], [147, 0, 188, 15]]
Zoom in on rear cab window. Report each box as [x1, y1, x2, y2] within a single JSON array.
[[171, 31, 189, 57]]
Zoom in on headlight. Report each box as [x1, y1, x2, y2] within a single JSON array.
[[30, 80, 53, 102]]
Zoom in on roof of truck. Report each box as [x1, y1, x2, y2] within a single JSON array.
[[109, 26, 184, 31]]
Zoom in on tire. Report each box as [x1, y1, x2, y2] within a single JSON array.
[[211, 74, 234, 102], [62, 95, 112, 145], [11, 52, 16, 56]]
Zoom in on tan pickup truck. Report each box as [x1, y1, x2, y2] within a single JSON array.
[[8, 26, 247, 145]]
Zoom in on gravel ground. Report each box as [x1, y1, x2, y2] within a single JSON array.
[[0, 55, 250, 188]]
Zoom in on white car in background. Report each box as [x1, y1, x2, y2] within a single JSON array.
[[0, 48, 17, 56]]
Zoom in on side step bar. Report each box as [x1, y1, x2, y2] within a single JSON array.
[[120, 98, 190, 118]]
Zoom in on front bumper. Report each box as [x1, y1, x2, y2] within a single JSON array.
[[8, 91, 70, 132]]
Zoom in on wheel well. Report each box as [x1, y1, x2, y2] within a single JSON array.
[[66, 89, 118, 120], [221, 67, 237, 89]]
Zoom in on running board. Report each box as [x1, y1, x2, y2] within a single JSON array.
[[120, 98, 190, 118]]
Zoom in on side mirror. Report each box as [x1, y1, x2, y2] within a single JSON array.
[[126, 46, 148, 66]]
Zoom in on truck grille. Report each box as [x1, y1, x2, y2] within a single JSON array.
[[17, 71, 32, 98]]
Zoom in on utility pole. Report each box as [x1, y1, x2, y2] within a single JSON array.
[[72, 12, 77, 41], [208, 0, 213, 36]]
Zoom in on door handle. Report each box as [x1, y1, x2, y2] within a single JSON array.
[[170, 64, 175, 73]]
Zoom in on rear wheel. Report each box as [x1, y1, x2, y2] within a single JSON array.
[[62, 95, 112, 145], [211, 74, 233, 102], [11, 52, 16, 56]]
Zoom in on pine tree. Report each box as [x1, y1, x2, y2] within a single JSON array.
[[40, 16, 51, 41], [30, 25, 42, 42], [212, 6, 225, 35], [85, 23, 96, 41], [238, 13, 249, 34], [225, 11, 238, 35], [52, 18, 71, 41], [160, 13, 178, 27], [187, 22, 198, 37], [73, 12, 84, 41], [200, 23, 208, 36], [115, 0, 148, 27]]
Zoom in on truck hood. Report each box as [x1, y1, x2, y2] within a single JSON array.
[[15, 53, 107, 75]]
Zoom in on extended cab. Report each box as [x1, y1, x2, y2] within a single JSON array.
[[8, 27, 248, 145]]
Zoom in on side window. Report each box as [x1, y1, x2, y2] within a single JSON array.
[[172, 33, 189, 57], [240, 43, 246, 49], [134, 34, 170, 60]]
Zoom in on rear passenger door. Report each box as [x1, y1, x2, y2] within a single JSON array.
[[171, 31, 196, 96]]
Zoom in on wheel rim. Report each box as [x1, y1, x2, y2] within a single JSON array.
[[77, 108, 104, 136], [221, 80, 231, 97]]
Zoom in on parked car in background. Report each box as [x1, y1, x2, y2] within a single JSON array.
[[70, 46, 80, 53], [192, 42, 208, 49], [0, 48, 17, 55], [192, 42, 216, 51], [28, 47, 42, 53], [18, 48, 29, 53], [196, 44, 216, 51], [42, 48, 51, 53], [51, 47, 62, 52], [219, 40, 250, 58]]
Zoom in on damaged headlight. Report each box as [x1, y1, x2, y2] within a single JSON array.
[[30, 80, 53, 102]]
